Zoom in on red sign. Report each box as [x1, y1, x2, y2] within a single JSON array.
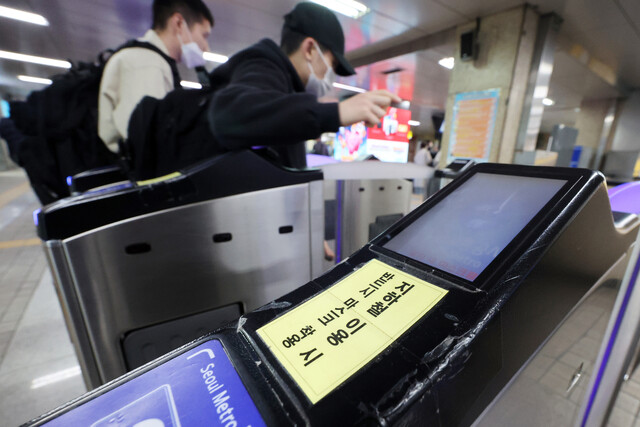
[[368, 107, 412, 142], [368, 58, 415, 101]]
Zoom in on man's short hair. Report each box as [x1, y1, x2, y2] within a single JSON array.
[[152, 0, 214, 30], [280, 26, 328, 56]]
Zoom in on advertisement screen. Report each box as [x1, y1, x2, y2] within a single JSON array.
[[333, 107, 411, 163], [384, 173, 567, 281], [0, 100, 9, 118], [333, 121, 368, 162]]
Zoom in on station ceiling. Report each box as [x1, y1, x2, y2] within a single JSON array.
[[0, 0, 638, 135]]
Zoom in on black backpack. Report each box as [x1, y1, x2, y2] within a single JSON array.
[[7, 40, 180, 204], [125, 85, 219, 181]]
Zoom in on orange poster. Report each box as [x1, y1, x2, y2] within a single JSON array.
[[448, 89, 500, 163]]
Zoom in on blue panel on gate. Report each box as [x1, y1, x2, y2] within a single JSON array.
[[570, 146, 583, 168], [44, 340, 265, 427]]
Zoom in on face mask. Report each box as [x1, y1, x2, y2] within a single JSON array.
[[178, 24, 206, 68], [305, 41, 335, 98]]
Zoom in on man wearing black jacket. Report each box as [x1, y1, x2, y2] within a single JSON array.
[[207, 2, 400, 168]]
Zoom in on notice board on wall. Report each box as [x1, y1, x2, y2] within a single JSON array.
[[447, 89, 500, 164]]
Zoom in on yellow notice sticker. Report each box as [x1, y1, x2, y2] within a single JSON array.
[[257, 259, 448, 404]]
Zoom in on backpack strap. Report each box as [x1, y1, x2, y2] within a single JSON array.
[[115, 40, 182, 89]]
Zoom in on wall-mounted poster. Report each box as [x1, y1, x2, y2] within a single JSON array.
[[447, 89, 500, 164]]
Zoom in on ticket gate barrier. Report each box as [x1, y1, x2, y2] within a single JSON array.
[[67, 164, 127, 195], [475, 232, 640, 426], [37, 150, 324, 389], [609, 180, 640, 215], [26, 163, 639, 426], [428, 158, 475, 197], [320, 161, 434, 262]]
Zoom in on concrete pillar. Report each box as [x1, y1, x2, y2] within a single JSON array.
[[499, 7, 539, 163], [610, 91, 640, 152], [440, 6, 557, 166], [571, 98, 616, 169], [575, 100, 613, 151]]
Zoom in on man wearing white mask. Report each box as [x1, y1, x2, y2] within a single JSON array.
[[98, 0, 213, 152], [207, 2, 400, 168]]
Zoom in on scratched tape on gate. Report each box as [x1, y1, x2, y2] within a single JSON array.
[[257, 259, 448, 404]]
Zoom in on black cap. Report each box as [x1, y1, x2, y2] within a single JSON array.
[[284, 2, 356, 76]]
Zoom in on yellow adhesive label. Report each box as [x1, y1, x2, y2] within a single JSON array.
[[136, 171, 182, 186], [257, 259, 448, 404]]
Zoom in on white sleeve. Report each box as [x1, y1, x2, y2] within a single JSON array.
[[112, 64, 173, 139]]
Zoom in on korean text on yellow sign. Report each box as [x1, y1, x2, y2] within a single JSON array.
[[257, 259, 448, 404]]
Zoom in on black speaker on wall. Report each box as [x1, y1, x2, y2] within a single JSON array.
[[460, 31, 476, 61], [460, 18, 480, 62]]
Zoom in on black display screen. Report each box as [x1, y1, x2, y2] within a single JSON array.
[[447, 159, 471, 172], [383, 173, 567, 281]]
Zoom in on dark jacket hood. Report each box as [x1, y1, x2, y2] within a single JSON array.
[[210, 39, 305, 93]]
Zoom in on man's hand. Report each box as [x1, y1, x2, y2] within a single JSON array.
[[338, 90, 402, 127]]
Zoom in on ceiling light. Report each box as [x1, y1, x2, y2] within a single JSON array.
[[31, 366, 81, 389], [438, 57, 454, 70], [309, 0, 369, 19], [180, 80, 202, 89], [533, 86, 549, 98], [18, 75, 52, 85], [542, 98, 555, 106], [0, 50, 71, 68], [574, 108, 581, 112], [408, 120, 421, 126], [381, 67, 404, 75], [333, 82, 366, 93], [203, 52, 228, 63], [0, 5, 49, 26]]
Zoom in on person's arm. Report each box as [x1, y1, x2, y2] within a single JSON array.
[[338, 90, 401, 127], [210, 56, 339, 149], [111, 64, 172, 139], [210, 55, 402, 149]]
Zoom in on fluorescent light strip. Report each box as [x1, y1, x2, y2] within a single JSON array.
[[0, 5, 49, 26], [533, 86, 549, 98], [333, 82, 366, 93], [0, 50, 71, 69], [438, 57, 454, 70], [338, 0, 368, 12], [180, 80, 202, 89], [542, 97, 555, 106], [309, 0, 369, 19], [31, 366, 81, 389], [18, 75, 52, 85], [203, 52, 228, 63], [408, 120, 421, 126]]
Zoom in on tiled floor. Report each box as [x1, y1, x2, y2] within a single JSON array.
[[474, 283, 620, 426], [0, 171, 86, 426]]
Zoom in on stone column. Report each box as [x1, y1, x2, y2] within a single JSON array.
[[439, 6, 561, 167]]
